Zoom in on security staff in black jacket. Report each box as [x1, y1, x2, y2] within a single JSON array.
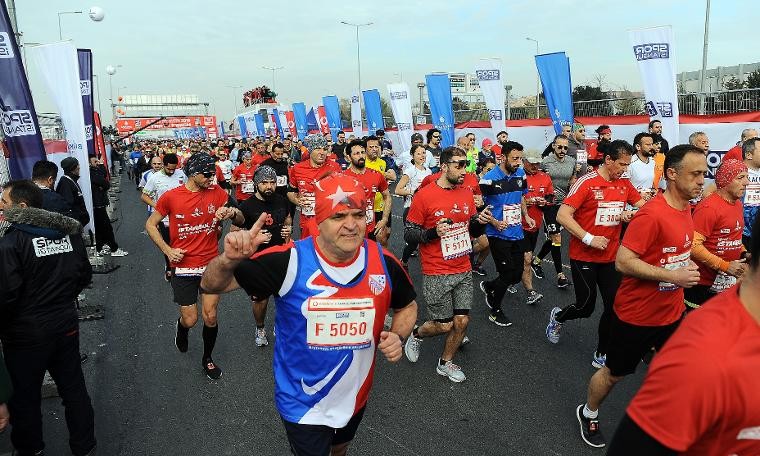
[[89, 156, 124, 255], [0, 180, 96, 456], [55, 157, 90, 228], [31, 160, 75, 219]]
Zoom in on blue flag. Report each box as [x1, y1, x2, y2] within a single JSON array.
[[322, 95, 342, 142], [535, 52, 574, 135], [272, 108, 284, 138], [362, 89, 384, 133], [292, 103, 308, 140], [1, 2, 46, 179], [306, 107, 318, 132], [254, 114, 266, 138], [237, 115, 247, 138], [76, 49, 95, 158], [425, 74, 455, 147]]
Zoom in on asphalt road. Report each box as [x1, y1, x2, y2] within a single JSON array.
[[1, 175, 647, 456]]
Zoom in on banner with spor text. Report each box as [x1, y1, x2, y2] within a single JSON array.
[[77, 49, 95, 158], [350, 92, 363, 137], [425, 73, 455, 147], [630, 25, 679, 149], [0, 1, 46, 179], [323, 95, 342, 142], [29, 41, 95, 234], [535, 52, 574, 135], [292, 103, 308, 140], [362, 89, 384, 133], [387, 82, 414, 169], [474, 58, 506, 139]]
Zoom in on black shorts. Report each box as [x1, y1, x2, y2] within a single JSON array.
[[523, 230, 539, 253], [605, 313, 681, 377], [542, 205, 562, 235], [374, 211, 391, 228], [683, 284, 716, 309], [170, 275, 202, 306], [282, 407, 366, 455]]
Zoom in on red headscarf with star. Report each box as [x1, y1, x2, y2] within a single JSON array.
[[314, 174, 367, 224]]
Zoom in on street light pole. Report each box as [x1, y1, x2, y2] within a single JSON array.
[[58, 11, 83, 40], [340, 21, 373, 103], [417, 82, 425, 118], [505, 85, 512, 121], [526, 37, 540, 118], [261, 66, 284, 93], [698, 0, 711, 115], [226, 85, 242, 121]]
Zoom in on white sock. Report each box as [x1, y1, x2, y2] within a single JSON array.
[[583, 404, 598, 419]]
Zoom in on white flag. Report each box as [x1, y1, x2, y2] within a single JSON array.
[[475, 58, 506, 140], [29, 42, 95, 234], [629, 26, 679, 148], [387, 82, 414, 169], [350, 91, 363, 138]]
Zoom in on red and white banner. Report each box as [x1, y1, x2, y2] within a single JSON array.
[[317, 106, 330, 135], [116, 115, 218, 137], [284, 111, 297, 138]]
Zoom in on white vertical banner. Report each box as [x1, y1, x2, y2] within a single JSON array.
[[278, 110, 289, 137], [475, 58, 506, 139], [629, 26, 679, 148], [350, 91, 363, 137], [387, 82, 414, 169], [244, 111, 258, 137], [29, 42, 95, 235]]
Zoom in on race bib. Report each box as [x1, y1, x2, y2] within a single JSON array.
[[366, 206, 375, 225], [242, 181, 255, 193], [576, 150, 588, 164], [440, 224, 472, 260], [710, 271, 737, 293], [745, 184, 760, 206], [659, 251, 691, 291], [306, 297, 375, 351], [301, 192, 316, 216], [174, 266, 207, 277], [276, 175, 288, 187], [595, 201, 624, 226], [502, 204, 521, 226]]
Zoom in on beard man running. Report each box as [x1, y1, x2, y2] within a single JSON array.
[[201, 173, 417, 456], [145, 152, 241, 380]]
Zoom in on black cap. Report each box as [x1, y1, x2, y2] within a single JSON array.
[[411, 133, 423, 142]]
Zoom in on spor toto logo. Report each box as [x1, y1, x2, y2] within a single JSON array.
[[0, 32, 14, 59], [1, 110, 37, 137], [476, 69, 500, 81], [633, 43, 669, 61], [351, 96, 360, 103], [80, 80, 91, 96], [390, 91, 407, 100], [489, 110, 503, 120]]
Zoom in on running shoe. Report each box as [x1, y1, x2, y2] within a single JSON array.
[[557, 273, 570, 289], [110, 248, 129, 257], [472, 264, 487, 276], [576, 404, 606, 448], [175, 319, 188, 353], [546, 307, 563, 344], [404, 332, 422, 363], [531, 260, 545, 279], [526, 290, 543, 306], [507, 284, 518, 294], [460, 335, 471, 347], [436, 359, 466, 383], [591, 352, 607, 369], [255, 328, 269, 347], [488, 309, 512, 327], [164, 270, 172, 283], [203, 357, 222, 380], [479, 281, 496, 310]]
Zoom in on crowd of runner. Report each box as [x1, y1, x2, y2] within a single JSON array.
[[1, 122, 759, 455]]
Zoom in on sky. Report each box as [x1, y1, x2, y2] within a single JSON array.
[[12, 0, 757, 124]]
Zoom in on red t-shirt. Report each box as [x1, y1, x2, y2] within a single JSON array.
[[563, 171, 641, 263], [524, 171, 554, 233], [406, 182, 476, 275], [155, 184, 229, 269], [692, 193, 744, 287], [343, 167, 388, 234], [627, 287, 760, 455], [722, 144, 743, 163], [420, 172, 482, 195], [251, 153, 270, 169], [289, 160, 342, 238], [232, 163, 256, 201], [614, 194, 693, 326]]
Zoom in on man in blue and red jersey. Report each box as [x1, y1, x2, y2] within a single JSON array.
[[201, 173, 417, 456]]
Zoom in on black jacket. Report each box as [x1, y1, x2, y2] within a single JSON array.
[[0, 354, 10, 404], [89, 164, 110, 208], [0, 207, 92, 348], [40, 186, 76, 219], [56, 173, 90, 227]]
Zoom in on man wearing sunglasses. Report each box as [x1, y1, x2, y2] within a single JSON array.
[[424, 129, 443, 173], [403, 147, 494, 382], [145, 152, 241, 380]]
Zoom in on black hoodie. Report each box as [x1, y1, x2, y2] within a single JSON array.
[[56, 172, 90, 227]]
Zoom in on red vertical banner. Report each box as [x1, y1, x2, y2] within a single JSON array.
[[284, 111, 297, 138], [93, 111, 110, 179], [317, 106, 330, 135], [270, 114, 279, 136]]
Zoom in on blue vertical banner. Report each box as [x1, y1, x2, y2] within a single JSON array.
[[254, 113, 266, 138], [236, 115, 247, 138], [425, 74, 455, 147], [306, 107, 318, 132], [272, 108, 284, 138], [292, 102, 308, 140], [535, 52, 574, 135], [362, 89, 384, 133], [0, 2, 46, 179], [218, 120, 225, 137], [322, 95, 342, 142], [77, 49, 95, 158]]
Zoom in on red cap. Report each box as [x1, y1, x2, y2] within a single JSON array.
[[314, 174, 367, 225]]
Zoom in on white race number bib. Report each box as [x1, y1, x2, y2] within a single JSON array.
[[440, 224, 472, 260], [306, 298, 375, 350], [502, 204, 521, 226], [595, 201, 624, 226], [710, 271, 737, 293], [301, 192, 316, 216]]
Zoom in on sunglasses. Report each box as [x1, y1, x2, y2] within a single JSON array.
[[432, 135, 441, 139], [555, 145, 568, 150], [201, 171, 214, 178], [446, 159, 468, 169]]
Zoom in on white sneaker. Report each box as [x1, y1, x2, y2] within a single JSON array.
[[255, 328, 268, 347], [110, 248, 128, 257], [404, 335, 422, 363], [460, 335, 471, 347], [436, 359, 466, 382]]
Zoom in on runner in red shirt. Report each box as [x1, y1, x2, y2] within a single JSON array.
[[251, 141, 270, 168], [342, 139, 390, 240], [231, 152, 257, 202], [546, 140, 643, 369], [608, 275, 760, 455], [721, 128, 756, 163], [574, 145, 706, 449], [145, 152, 241, 380], [686, 159, 749, 309], [288, 134, 341, 239], [402, 146, 494, 382], [519, 149, 552, 306]]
